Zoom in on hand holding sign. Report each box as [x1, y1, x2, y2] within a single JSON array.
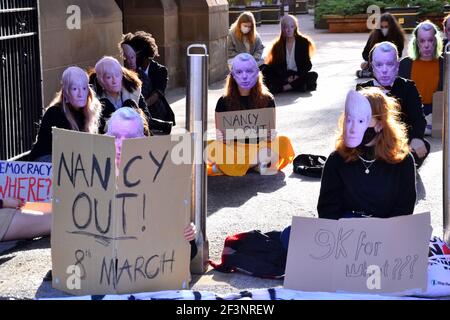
[[2, 197, 25, 209]]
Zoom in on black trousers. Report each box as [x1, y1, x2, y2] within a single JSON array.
[[262, 65, 318, 94]]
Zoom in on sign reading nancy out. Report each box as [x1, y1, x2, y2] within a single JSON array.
[[51, 129, 193, 296], [216, 108, 275, 140], [0, 161, 52, 202]]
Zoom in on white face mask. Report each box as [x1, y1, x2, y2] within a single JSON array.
[[241, 26, 251, 34], [381, 28, 389, 37]]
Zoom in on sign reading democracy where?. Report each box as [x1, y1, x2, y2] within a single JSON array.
[[216, 107, 276, 140], [51, 129, 193, 295], [0, 161, 52, 203], [284, 213, 432, 294]]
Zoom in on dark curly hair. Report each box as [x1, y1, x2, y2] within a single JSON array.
[[122, 31, 159, 68]]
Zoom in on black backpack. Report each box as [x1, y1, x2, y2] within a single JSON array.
[[293, 154, 327, 178]]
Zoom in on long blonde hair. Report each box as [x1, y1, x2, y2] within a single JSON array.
[[48, 66, 102, 133]]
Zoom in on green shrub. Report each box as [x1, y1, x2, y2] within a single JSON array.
[[315, 0, 393, 22], [410, 0, 447, 15]]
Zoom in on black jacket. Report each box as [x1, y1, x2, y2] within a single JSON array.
[[268, 35, 312, 77], [29, 105, 87, 161], [146, 60, 168, 94], [318, 150, 416, 220], [398, 56, 444, 91], [362, 33, 404, 61], [357, 77, 426, 141]]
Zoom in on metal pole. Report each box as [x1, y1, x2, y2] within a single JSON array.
[[444, 46, 450, 246], [186, 44, 209, 274]]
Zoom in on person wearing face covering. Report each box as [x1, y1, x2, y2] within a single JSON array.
[[357, 41, 429, 168], [29, 66, 102, 162], [399, 21, 444, 135], [119, 32, 175, 125], [263, 15, 318, 93], [91, 56, 172, 135], [206, 53, 295, 176], [356, 13, 405, 79], [279, 88, 416, 249], [227, 11, 265, 67], [105, 107, 198, 260]]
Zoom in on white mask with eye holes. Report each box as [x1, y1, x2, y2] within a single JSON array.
[[344, 90, 372, 148]]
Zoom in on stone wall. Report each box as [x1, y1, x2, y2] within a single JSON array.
[[39, 0, 123, 107], [122, 0, 229, 87]]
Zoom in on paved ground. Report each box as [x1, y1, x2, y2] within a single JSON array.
[[0, 13, 446, 299]]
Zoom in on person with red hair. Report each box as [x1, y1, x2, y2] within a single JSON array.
[[227, 11, 265, 67], [280, 88, 416, 249], [263, 14, 318, 93], [318, 87, 416, 220]]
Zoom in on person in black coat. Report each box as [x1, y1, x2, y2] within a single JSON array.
[[91, 56, 172, 135], [356, 13, 405, 78], [280, 88, 416, 249], [443, 14, 450, 51], [29, 66, 102, 162], [119, 31, 175, 125], [357, 41, 429, 168], [262, 14, 318, 94]]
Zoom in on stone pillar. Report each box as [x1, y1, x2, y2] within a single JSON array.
[[39, 0, 122, 107], [176, 0, 229, 85], [121, 0, 181, 88]]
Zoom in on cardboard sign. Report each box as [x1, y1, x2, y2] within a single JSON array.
[[51, 129, 193, 295], [0, 161, 52, 203], [284, 213, 432, 294], [216, 107, 276, 140]]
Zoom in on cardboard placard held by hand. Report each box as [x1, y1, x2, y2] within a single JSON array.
[[51, 129, 193, 296], [284, 213, 432, 295], [0, 161, 52, 203], [216, 108, 276, 141]]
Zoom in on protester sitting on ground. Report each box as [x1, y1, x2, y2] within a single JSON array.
[[105, 107, 197, 259], [119, 32, 175, 125], [91, 56, 172, 135], [227, 11, 265, 67], [357, 41, 429, 168], [0, 197, 51, 242], [356, 13, 405, 79], [399, 20, 444, 136], [262, 14, 318, 94], [29, 66, 102, 162], [443, 14, 450, 50], [207, 53, 295, 177], [280, 88, 416, 249]]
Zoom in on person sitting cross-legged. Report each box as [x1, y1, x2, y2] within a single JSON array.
[[280, 88, 416, 249], [357, 41, 429, 168], [105, 107, 197, 259], [206, 53, 295, 177]]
